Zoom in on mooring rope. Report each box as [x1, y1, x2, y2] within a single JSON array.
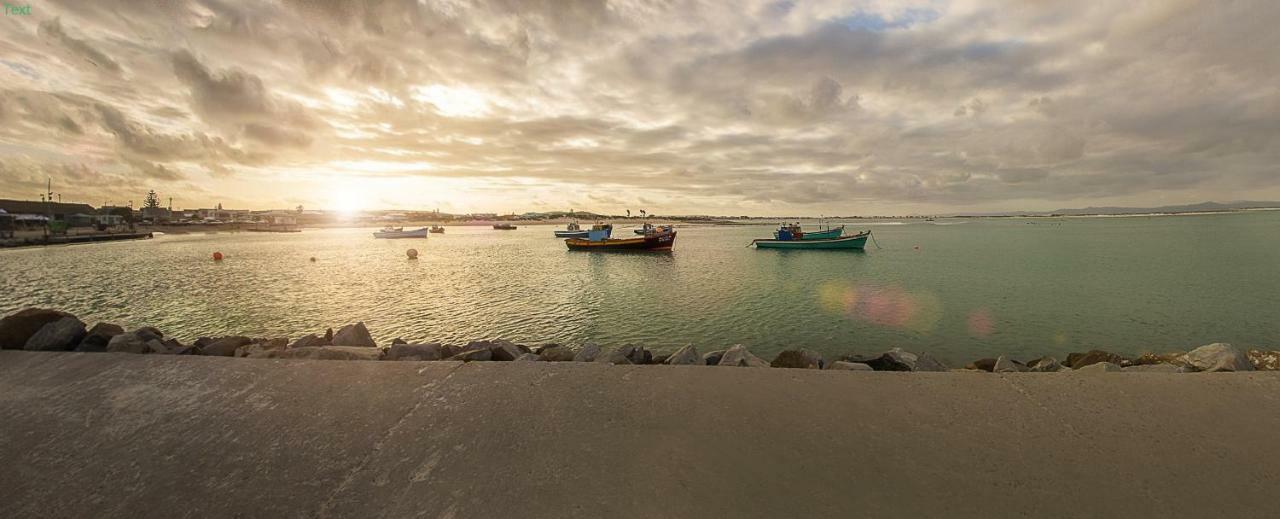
[[869, 231, 882, 249]]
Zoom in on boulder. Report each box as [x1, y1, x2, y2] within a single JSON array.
[[277, 346, 384, 361], [1132, 352, 1190, 367], [598, 345, 650, 365], [514, 353, 542, 362], [539, 345, 576, 362], [1122, 364, 1185, 373], [966, 358, 998, 372], [447, 348, 492, 362], [1247, 350, 1280, 371], [703, 349, 726, 366], [665, 344, 701, 365], [1185, 343, 1253, 372], [23, 316, 87, 351], [1026, 356, 1064, 372], [1074, 361, 1122, 373], [390, 338, 408, 346], [0, 308, 72, 350], [914, 352, 949, 372], [1066, 350, 1127, 369], [134, 327, 164, 341], [385, 343, 445, 361], [288, 334, 329, 349], [770, 349, 824, 369], [490, 341, 523, 361], [828, 361, 874, 371], [845, 348, 923, 371], [145, 339, 176, 354], [106, 330, 153, 354], [332, 322, 376, 347], [572, 343, 602, 362], [235, 338, 288, 358], [199, 336, 253, 357], [718, 345, 769, 368], [992, 356, 1028, 373], [76, 323, 125, 352]]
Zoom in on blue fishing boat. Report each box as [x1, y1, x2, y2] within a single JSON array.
[[751, 230, 870, 250], [556, 222, 612, 238]]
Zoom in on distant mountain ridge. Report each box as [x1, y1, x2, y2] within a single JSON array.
[[958, 201, 1280, 217]]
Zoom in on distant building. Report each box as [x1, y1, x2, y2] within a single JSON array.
[[0, 199, 95, 221]]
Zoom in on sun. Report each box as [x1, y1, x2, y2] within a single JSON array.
[[329, 187, 368, 216]]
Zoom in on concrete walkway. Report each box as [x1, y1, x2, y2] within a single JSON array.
[[2, 351, 1279, 518]]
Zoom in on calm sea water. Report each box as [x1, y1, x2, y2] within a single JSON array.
[[2, 212, 1278, 363]]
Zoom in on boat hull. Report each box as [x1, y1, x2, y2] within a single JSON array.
[[373, 228, 429, 239], [753, 232, 868, 250], [773, 225, 844, 240], [554, 230, 589, 238], [566, 231, 676, 251]]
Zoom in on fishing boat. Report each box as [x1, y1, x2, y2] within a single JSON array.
[[634, 223, 674, 235], [751, 230, 870, 250], [493, 223, 517, 230], [772, 222, 844, 240], [555, 222, 612, 238], [566, 227, 676, 251], [429, 225, 445, 233], [373, 226, 429, 239]]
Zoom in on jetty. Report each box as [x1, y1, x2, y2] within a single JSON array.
[[0, 231, 153, 248]]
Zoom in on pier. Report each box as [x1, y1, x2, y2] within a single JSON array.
[[0, 231, 152, 248]]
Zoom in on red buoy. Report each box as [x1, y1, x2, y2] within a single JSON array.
[[212, 252, 224, 261]]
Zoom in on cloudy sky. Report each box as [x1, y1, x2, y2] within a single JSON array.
[[1, 0, 1277, 215]]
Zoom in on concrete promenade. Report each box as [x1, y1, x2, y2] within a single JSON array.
[[2, 351, 1279, 518]]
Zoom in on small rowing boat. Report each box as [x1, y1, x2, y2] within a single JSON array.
[[429, 225, 445, 233], [567, 228, 676, 251], [493, 223, 517, 230], [751, 230, 870, 250], [373, 227, 429, 239]]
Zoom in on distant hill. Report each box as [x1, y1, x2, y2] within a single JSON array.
[[958, 201, 1280, 217]]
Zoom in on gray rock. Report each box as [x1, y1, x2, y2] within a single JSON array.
[[1247, 350, 1280, 371], [1122, 364, 1185, 373], [390, 338, 408, 346], [0, 308, 72, 350], [703, 349, 726, 366], [573, 343, 602, 362], [288, 334, 329, 349], [447, 348, 492, 362], [844, 348, 927, 371], [598, 345, 643, 365], [75, 322, 124, 352], [483, 340, 523, 361], [828, 361, 874, 371], [967, 358, 998, 372], [385, 343, 445, 361], [718, 345, 769, 368], [914, 352, 949, 372], [514, 353, 542, 362], [23, 316, 87, 351], [1074, 361, 1122, 373], [106, 330, 151, 354], [133, 327, 164, 342], [993, 356, 1028, 373], [1185, 343, 1253, 372], [235, 338, 288, 358], [770, 349, 824, 369], [276, 346, 384, 361], [1026, 356, 1064, 372], [332, 322, 376, 347], [1066, 350, 1128, 369], [540, 345, 576, 362], [145, 339, 175, 355], [665, 344, 701, 365], [199, 336, 253, 357]]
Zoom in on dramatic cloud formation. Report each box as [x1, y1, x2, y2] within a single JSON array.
[[1, 0, 1278, 214]]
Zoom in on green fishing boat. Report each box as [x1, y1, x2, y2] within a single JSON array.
[[751, 230, 870, 250], [772, 223, 844, 240]]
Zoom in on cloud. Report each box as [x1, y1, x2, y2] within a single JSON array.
[[37, 18, 122, 74]]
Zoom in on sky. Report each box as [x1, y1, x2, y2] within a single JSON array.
[[1, 0, 1278, 216]]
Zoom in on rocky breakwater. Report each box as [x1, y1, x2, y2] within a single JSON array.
[[2, 308, 1277, 374]]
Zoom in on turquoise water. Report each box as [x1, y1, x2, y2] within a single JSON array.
[[2, 212, 1278, 363]]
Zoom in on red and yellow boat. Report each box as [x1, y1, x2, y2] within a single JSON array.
[[565, 229, 676, 251]]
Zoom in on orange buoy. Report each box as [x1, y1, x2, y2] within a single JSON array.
[[406, 248, 419, 259], [212, 251, 224, 261]]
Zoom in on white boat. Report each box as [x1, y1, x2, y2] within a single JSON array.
[[372, 227, 429, 239]]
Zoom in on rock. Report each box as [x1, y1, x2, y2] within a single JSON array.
[[145, 339, 175, 354], [1026, 356, 1064, 372], [490, 340, 524, 361], [598, 345, 648, 365], [828, 361, 874, 371], [235, 338, 288, 358], [1123, 364, 1185, 373], [1185, 343, 1253, 372], [133, 327, 164, 341], [447, 348, 492, 362], [1247, 350, 1280, 371], [385, 343, 445, 361], [199, 336, 253, 357], [390, 338, 407, 346], [106, 330, 153, 354], [770, 349, 824, 369], [1066, 350, 1127, 369], [665, 344, 701, 365], [323, 328, 334, 343], [1074, 361, 1122, 373], [573, 343, 602, 362], [23, 316, 87, 351], [703, 349, 726, 366], [276, 346, 384, 361], [0, 308, 72, 350], [539, 345, 575, 362], [651, 354, 671, 364], [992, 356, 1028, 373], [914, 352, 948, 372], [288, 334, 328, 349], [1132, 352, 1189, 367], [844, 348, 922, 371], [514, 353, 542, 362], [966, 358, 998, 372], [75, 323, 124, 352], [331, 322, 376, 347], [718, 345, 769, 368]]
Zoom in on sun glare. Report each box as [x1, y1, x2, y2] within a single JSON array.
[[411, 84, 491, 118]]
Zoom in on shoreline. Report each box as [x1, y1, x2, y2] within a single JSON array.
[[3, 307, 1273, 373]]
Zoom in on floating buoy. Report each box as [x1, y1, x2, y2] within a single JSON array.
[[309, 257, 317, 262], [913, 245, 920, 250], [212, 251, 224, 261], [406, 248, 419, 259]]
